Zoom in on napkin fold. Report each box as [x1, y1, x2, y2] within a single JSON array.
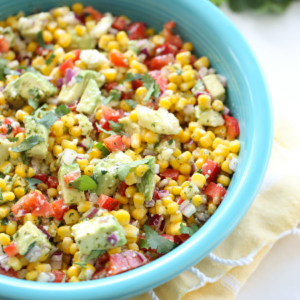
[[134, 118, 300, 300]]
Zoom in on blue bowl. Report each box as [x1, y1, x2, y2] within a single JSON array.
[[0, 0, 273, 299]]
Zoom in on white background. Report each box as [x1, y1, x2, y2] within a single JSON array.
[[220, 3, 300, 300]]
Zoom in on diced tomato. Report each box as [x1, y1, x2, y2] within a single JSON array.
[[223, 115, 240, 140], [160, 234, 179, 244], [144, 57, 152, 69], [0, 268, 18, 278], [160, 169, 180, 180], [95, 253, 110, 265], [35, 45, 50, 56], [13, 127, 25, 136], [0, 37, 10, 53], [3, 242, 18, 257], [202, 159, 220, 183], [112, 17, 126, 31], [59, 59, 74, 76], [72, 49, 81, 61], [109, 50, 128, 67], [99, 106, 121, 131], [92, 266, 107, 279], [154, 43, 178, 56], [177, 234, 190, 243], [132, 79, 143, 90], [121, 135, 131, 149], [190, 54, 196, 65], [104, 82, 118, 92], [2, 119, 11, 125], [127, 22, 146, 40], [148, 70, 168, 92], [150, 54, 174, 70], [163, 21, 182, 48], [33, 174, 47, 183], [83, 6, 103, 21], [46, 176, 59, 189], [145, 102, 159, 110], [52, 270, 69, 283], [68, 100, 79, 112], [52, 199, 69, 221], [176, 197, 184, 205], [203, 182, 227, 203], [32, 201, 54, 217], [123, 250, 147, 269], [104, 135, 125, 152], [117, 182, 128, 197], [120, 90, 134, 100], [63, 172, 79, 188], [97, 195, 120, 211]]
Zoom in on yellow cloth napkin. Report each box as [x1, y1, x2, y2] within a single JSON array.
[[133, 118, 300, 300]]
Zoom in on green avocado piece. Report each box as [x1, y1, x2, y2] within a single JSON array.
[[195, 106, 225, 127], [91, 151, 132, 196], [0, 138, 18, 165], [58, 163, 86, 205], [57, 70, 105, 105], [3, 72, 57, 109], [66, 29, 96, 51], [77, 79, 101, 116], [202, 74, 226, 101], [24, 116, 49, 160], [72, 215, 127, 255]]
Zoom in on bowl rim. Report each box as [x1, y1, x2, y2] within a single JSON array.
[[0, 0, 273, 299]]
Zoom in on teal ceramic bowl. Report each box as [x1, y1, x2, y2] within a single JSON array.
[[0, 0, 273, 299]]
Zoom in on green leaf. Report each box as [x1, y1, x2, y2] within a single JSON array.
[[7, 137, 19, 142], [94, 142, 110, 158], [22, 152, 27, 164], [179, 223, 199, 237], [75, 75, 83, 83], [85, 249, 106, 261], [74, 261, 87, 269], [37, 104, 70, 128], [0, 217, 8, 226], [117, 157, 155, 181], [0, 58, 8, 81], [4, 68, 20, 76], [102, 90, 121, 105], [141, 74, 160, 102], [28, 98, 39, 110], [143, 225, 177, 254], [174, 66, 183, 75], [0, 190, 2, 202], [36, 31, 54, 50], [25, 177, 42, 190], [27, 241, 36, 251], [0, 172, 5, 179], [124, 99, 137, 109], [108, 121, 123, 132], [61, 272, 67, 283], [138, 238, 149, 249], [68, 175, 97, 191], [55, 104, 71, 118], [168, 139, 174, 145], [3, 165, 12, 175], [124, 73, 143, 82], [95, 123, 117, 136], [46, 53, 55, 66], [11, 135, 45, 152], [29, 87, 41, 100]]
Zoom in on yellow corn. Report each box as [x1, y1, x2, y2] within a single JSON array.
[[63, 209, 79, 225]]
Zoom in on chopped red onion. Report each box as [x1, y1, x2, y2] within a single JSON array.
[[0, 134, 6, 139], [7, 213, 17, 222], [143, 149, 155, 156], [113, 84, 126, 92], [82, 207, 98, 219], [37, 272, 56, 282], [137, 53, 147, 63], [153, 164, 160, 174], [0, 254, 9, 271], [145, 200, 155, 207], [195, 211, 210, 222], [50, 252, 63, 270], [88, 193, 99, 204], [65, 68, 77, 85], [16, 209, 27, 218], [106, 232, 119, 246], [157, 179, 169, 189], [88, 114, 96, 123], [208, 68, 216, 74], [191, 163, 197, 174], [198, 67, 208, 79], [136, 252, 148, 264], [38, 225, 50, 239], [99, 216, 108, 223], [56, 78, 64, 89], [148, 214, 165, 233], [180, 201, 196, 218], [30, 157, 40, 174], [47, 97, 59, 105], [140, 48, 150, 57], [108, 27, 119, 35], [48, 246, 58, 258], [229, 157, 238, 172], [61, 149, 77, 165], [222, 106, 230, 115], [217, 74, 227, 88], [183, 104, 194, 116], [25, 245, 42, 262]]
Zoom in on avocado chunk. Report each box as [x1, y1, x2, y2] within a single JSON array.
[[13, 221, 51, 257], [77, 79, 101, 116], [91, 151, 132, 196], [58, 163, 86, 205], [18, 12, 52, 40], [72, 215, 127, 255], [3, 72, 57, 109], [58, 70, 105, 105], [0, 138, 18, 165], [202, 74, 226, 101], [75, 114, 93, 136], [24, 116, 49, 160], [66, 29, 96, 51], [195, 106, 225, 127], [119, 116, 141, 135], [89, 15, 114, 39], [79, 50, 109, 70]]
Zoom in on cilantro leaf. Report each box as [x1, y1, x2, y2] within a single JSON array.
[[0, 58, 8, 81], [68, 175, 97, 191], [141, 74, 160, 102], [61, 273, 67, 283], [28, 98, 39, 110], [95, 123, 117, 136], [25, 177, 42, 190], [0, 190, 2, 202], [138, 238, 149, 249], [117, 157, 155, 181], [29, 87, 41, 99], [55, 104, 71, 118], [11, 135, 45, 152], [108, 121, 123, 132], [37, 104, 70, 128], [179, 223, 199, 237], [94, 142, 110, 158], [4, 68, 20, 76], [46, 53, 55, 66], [0, 217, 8, 226], [124, 73, 143, 82], [85, 250, 106, 261], [125, 99, 137, 109], [22, 152, 27, 164], [143, 225, 177, 254], [74, 261, 87, 269], [168, 139, 174, 145], [0, 172, 5, 179], [102, 90, 121, 105], [75, 75, 83, 83], [36, 31, 54, 50], [7, 137, 19, 142]]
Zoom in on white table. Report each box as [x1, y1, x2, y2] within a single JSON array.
[[220, 3, 300, 300]]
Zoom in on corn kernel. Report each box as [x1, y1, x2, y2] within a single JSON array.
[[194, 56, 210, 70]]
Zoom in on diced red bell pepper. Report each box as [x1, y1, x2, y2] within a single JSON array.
[[99, 106, 121, 131], [202, 159, 220, 183], [109, 50, 128, 67], [63, 172, 79, 188], [112, 17, 127, 31], [0, 268, 18, 278], [33, 174, 47, 183], [132, 79, 143, 90], [31, 201, 54, 217], [0, 37, 10, 53], [46, 176, 59, 189], [223, 115, 240, 140], [52, 199, 69, 221], [120, 90, 134, 100], [176, 197, 184, 205], [97, 195, 120, 211], [154, 43, 178, 56], [59, 59, 74, 76], [72, 49, 81, 61], [104, 135, 125, 152], [3, 242, 18, 257], [163, 21, 182, 48], [83, 6, 103, 21], [52, 270, 69, 282], [104, 82, 118, 92], [150, 54, 174, 70], [118, 182, 128, 197], [203, 182, 227, 203], [92, 266, 107, 279], [127, 22, 146, 40], [160, 169, 180, 180]]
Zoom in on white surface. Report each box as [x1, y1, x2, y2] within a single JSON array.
[[220, 3, 300, 300]]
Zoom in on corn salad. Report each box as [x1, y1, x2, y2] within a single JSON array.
[[0, 4, 240, 282]]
